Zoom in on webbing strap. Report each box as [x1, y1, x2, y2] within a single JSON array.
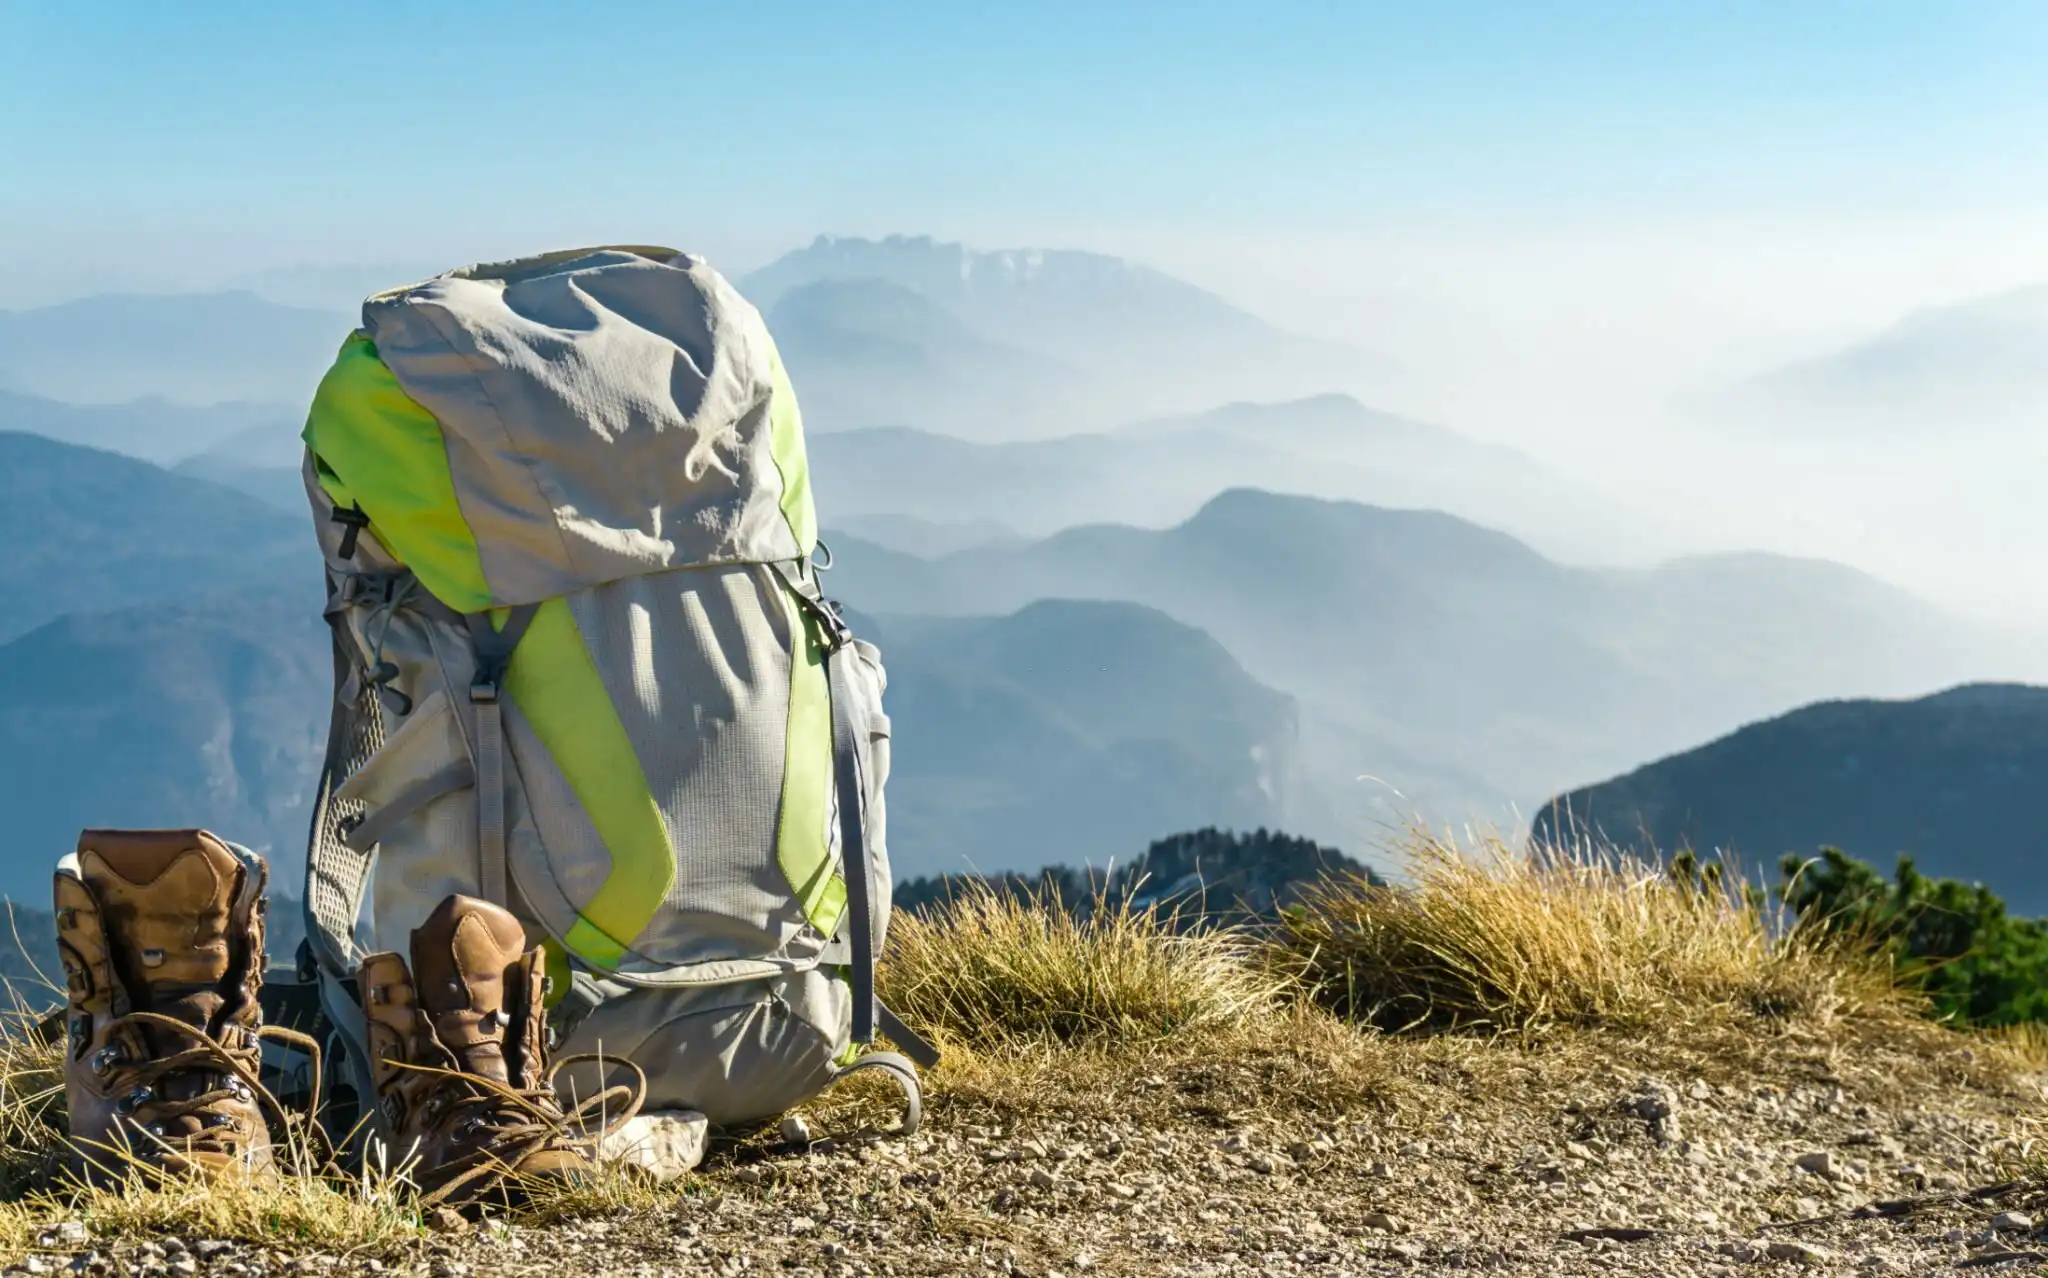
[[878, 1002, 941, 1070], [769, 563, 879, 1042], [827, 1049, 924, 1137], [823, 639, 879, 1045], [465, 605, 541, 909]]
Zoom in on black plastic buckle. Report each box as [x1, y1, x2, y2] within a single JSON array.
[[331, 503, 370, 560]]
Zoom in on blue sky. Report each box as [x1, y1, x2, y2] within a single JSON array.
[[5, 0, 2048, 283], [6, 2, 2048, 618]]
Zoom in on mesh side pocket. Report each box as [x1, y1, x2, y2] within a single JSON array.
[[304, 621, 387, 971]]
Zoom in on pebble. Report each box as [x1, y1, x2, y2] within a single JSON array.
[[1795, 1150, 1835, 1177], [1992, 1211, 2035, 1232], [427, 1207, 471, 1234], [1361, 1212, 1402, 1233], [781, 1114, 813, 1146], [1767, 1240, 1833, 1265]]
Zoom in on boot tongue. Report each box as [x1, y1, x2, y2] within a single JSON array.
[[410, 895, 528, 1086], [75, 830, 244, 1033]]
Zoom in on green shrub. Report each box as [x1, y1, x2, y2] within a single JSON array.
[[1778, 847, 2048, 1027]]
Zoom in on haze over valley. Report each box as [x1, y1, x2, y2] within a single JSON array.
[[5, 226, 2047, 907]]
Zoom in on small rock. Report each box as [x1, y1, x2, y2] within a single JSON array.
[[193, 1242, 234, 1262], [732, 1164, 764, 1185], [1361, 1212, 1402, 1233], [1795, 1151, 1834, 1177], [160, 1242, 188, 1257], [1766, 1241, 1832, 1266], [1247, 1155, 1276, 1174], [597, 1109, 710, 1182], [38, 1223, 88, 1249], [169, 1259, 198, 1278], [1029, 1167, 1059, 1189], [780, 1113, 812, 1146], [426, 1206, 471, 1234], [24, 1257, 52, 1277], [1368, 1160, 1394, 1179], [1992, 1211, 2035, 1232], [820, 1243, 847, 1259], [1215, 1133, 1247, 1154], [1716, 1240, 1762, 1262]]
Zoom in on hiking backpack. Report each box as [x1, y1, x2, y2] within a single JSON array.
[[296, 246, 933, 1144]]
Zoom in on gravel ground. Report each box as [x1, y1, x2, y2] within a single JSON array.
[[9, 1030, 2046, 1278]]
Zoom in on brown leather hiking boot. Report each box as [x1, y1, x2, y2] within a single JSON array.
[[360, 895, 637, 1206], [55, 830, 276, 1181]]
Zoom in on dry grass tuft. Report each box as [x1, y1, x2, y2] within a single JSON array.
[[879, 879, 1288, 1055], [1275, 835, 1917, 1037]]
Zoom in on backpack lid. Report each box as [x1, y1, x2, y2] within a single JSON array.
[[304, 246, 817, 612]]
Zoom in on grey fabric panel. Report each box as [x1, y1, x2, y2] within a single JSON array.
[[560, 563, 816, 971], [340, 752, 472, 852], [553, 968, 850, 1127], [361, 248, 802, 606]]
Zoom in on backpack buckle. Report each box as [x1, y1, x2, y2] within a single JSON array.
[[330, 503, 371, 561], [469, 676, 501, 705]]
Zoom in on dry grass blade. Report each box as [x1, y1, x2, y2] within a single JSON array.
[[1275, 834, 1917, 1036], [879, 878, 1288, 1054]]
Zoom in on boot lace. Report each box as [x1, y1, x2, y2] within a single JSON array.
[[79, 1010, 324, 1171], [392, 1053, 645, 1206]]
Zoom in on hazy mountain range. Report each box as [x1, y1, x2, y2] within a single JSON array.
[[745, 235, 1385, 437], [0, 432, 306, 644], [818, 488, 2016, 830], [0, 291, 345, 406], [1710, 282, 2048, 433], [5, 234, 2041, 910], [1534, 683, 2048, 915], [810, 393, 1684, 566], [0, 434, 1300, 904]]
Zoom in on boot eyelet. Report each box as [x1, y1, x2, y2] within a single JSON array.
[[90, 1046, 125, 1075], [117, 1086, 153, 1114]]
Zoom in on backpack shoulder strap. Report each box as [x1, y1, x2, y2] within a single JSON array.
[[768, 561, 939, 1072]]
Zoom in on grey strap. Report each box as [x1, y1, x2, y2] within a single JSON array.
[[827, 1049, 924, 1137], [465, 606, 541, 909], [769, 561, 941, 1070], [770, 562, 878, 1043], [823, 639, 880, 1045], [878, 1002, 941, 1070]]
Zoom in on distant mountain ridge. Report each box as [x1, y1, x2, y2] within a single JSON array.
[[1711, 283, 2048, 432], [0, 390, 298, 465], [0, 432, 308, 643], [810, 393, 1682, 566], [1533, 683, 2048, 914], [821, 487, 2007, 833], [0, 291, 346, 406], [743, 234, 1384, 436], [0, 430, 1303, 899]]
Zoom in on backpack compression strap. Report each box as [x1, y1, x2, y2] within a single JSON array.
[[465, 606, 542, 909], [770, 562, 940, 1072]]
